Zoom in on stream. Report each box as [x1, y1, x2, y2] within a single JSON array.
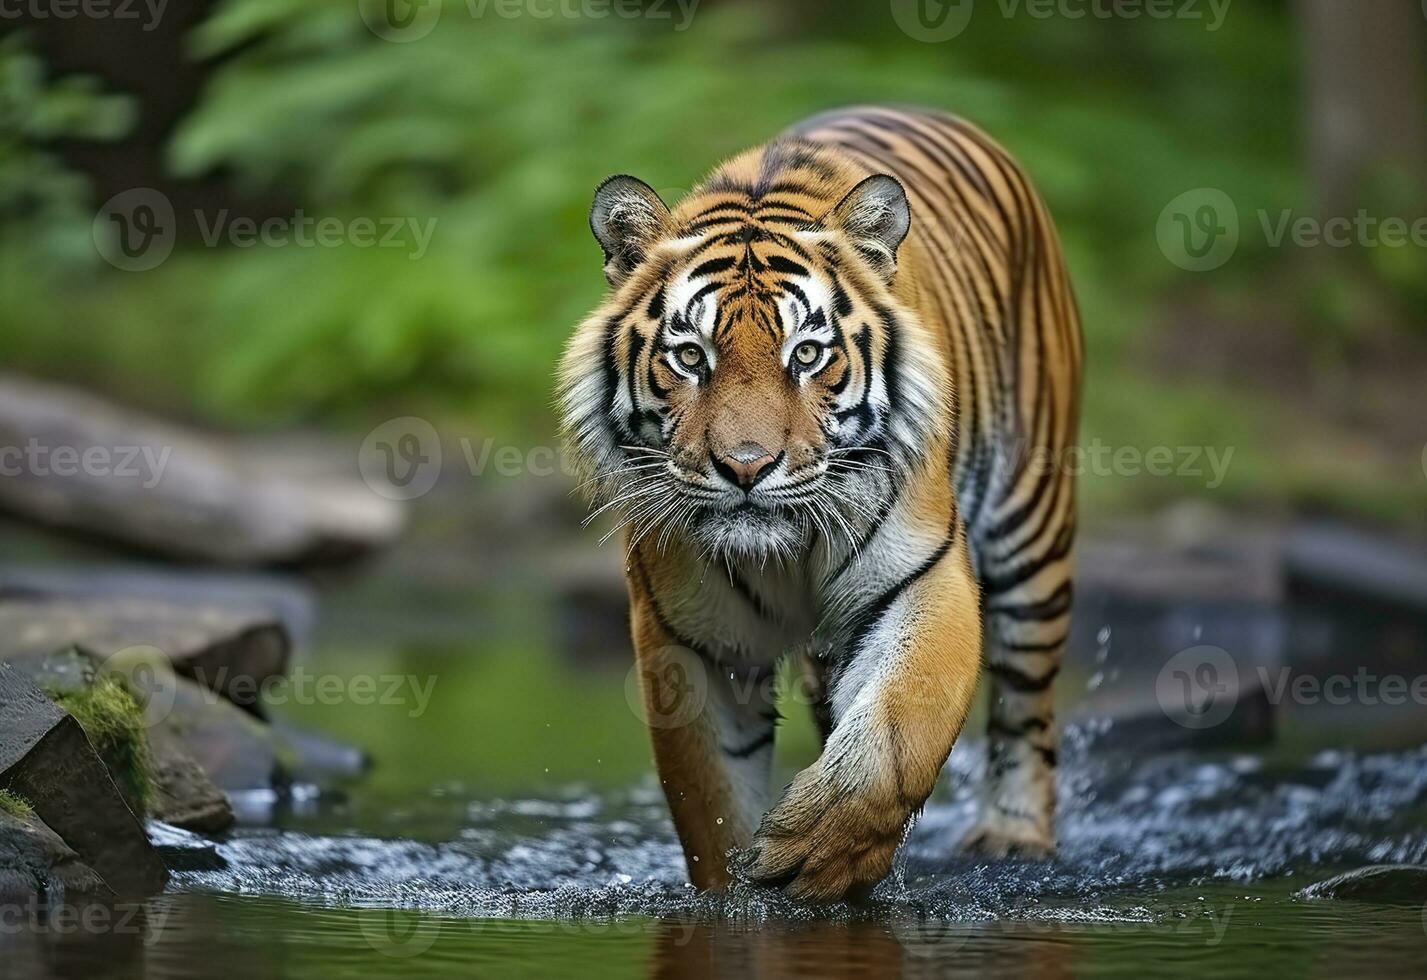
[[3, 553, 1427, 977]]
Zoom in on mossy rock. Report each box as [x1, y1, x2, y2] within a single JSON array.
[[0, 662, 168, 897], [0, 789, 33, 819], [49, 671, 155, 816]]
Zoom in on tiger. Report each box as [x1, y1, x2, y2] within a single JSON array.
[[558, 105, 1082, 902]]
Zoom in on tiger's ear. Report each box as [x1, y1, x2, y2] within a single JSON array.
[[825, 174, 911, 282], [590, 175, 672, 286]]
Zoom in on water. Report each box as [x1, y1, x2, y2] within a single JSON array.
[[3, 559, 1427, 977]]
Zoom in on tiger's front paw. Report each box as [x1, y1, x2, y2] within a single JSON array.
[[736, 765, 908, 903]]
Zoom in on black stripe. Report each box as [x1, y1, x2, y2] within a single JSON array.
[[988, 582, 1072, 622], [986, 661, 1059, 693], [729, 571, 778, 621], [689, 256, 736, 279], [843, 522, 959, 656], [988, 716, 1049, 739]]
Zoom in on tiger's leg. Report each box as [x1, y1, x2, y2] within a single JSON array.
[[960, 521, 1073, 857], [629, 585, 779, 889], [739, 536, 982, 902]]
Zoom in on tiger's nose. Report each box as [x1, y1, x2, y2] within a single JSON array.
[[712, 442, 778, 490]]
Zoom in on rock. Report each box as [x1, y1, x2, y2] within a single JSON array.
[[1286, 523, 1427, 613], [1297, 864, 1427, 905], [0, 596, 291, 712], [270, 719, 369, 779], [3, 648, 235, 832], [148, 726, 235, 833], [0, 664, 168, 897], [0, 562, 317, 651], [0, 374, 405, 567], [1084, 677, 1276, 753], [146, 821, 228, 873], [1075, 520, 1283, 605], [152, 676, 283, 792], [0, 804, 112, 902]]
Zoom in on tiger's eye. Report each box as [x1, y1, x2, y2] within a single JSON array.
[[794, 341, 822, 367], [676, 345, 705, 369]]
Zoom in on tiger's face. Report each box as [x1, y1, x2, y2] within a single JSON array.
[[560, 161, 948, 560]]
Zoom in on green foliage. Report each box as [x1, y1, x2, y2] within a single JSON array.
[[50, 673, 155, 815], [77, 0, 1305, 422], [4, 0, 1415, 523], [0, 33, 134, 263], [0, 789, 34, 819]]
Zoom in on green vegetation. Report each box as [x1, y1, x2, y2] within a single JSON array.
[[0, 789, 34, 819], [50, 673, 155, 815], [1, 3, 1421, 526]]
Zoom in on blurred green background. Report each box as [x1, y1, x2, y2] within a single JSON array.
[[2, 0, 1424, 529]]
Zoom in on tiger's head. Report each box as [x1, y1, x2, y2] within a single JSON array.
[[559, 142, 950, 561]]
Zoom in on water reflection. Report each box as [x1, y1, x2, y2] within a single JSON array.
[[649, 918, 1075, 979]]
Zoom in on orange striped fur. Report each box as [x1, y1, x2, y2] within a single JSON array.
[[560, 105, 1082, 901]]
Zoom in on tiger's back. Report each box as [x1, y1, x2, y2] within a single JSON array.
[[793, 106, 1084, 536], [792, 107, 1083, 856]]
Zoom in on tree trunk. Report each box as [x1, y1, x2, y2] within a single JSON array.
[[1298, 0, 1427, 217]]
